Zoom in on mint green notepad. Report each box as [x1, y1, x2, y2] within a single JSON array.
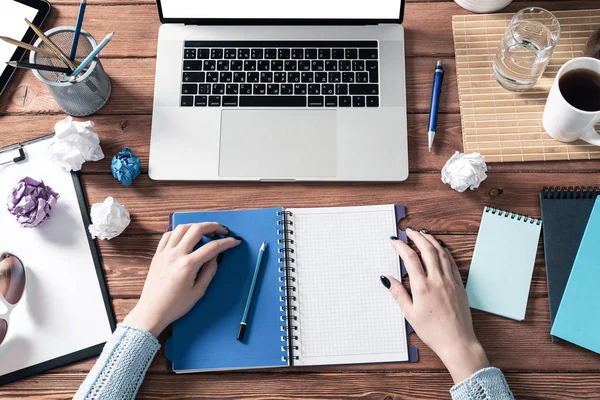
[[551, 197, 600, 354], [466, 207, 542, 321]]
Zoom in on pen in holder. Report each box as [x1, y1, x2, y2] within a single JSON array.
[[29, 27, 111, 117]]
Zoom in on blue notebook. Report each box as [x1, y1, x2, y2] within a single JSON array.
[[551, 197, 600, 354], [165, 205, 417, 372], [466, 207, 542, 321]]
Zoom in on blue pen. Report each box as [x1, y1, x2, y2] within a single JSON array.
[[69, 0, 87, 60], [428, 60, 444, 152], [237, 240, 266, 341], [69, 32, 114, 79]]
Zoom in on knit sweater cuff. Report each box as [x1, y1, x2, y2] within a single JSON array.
[[450, 367, 514, 400], [74, 324, 161, 400]]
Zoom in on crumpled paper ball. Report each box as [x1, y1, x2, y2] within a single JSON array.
[[111, 147, 141, 186], [7, 177, 60, 228], [441, 151, 488, 193], [48, 116, 105, 171], [88, 197, 131, 240]]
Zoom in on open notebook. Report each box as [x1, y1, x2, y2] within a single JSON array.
[[165, 205, 417, 372]]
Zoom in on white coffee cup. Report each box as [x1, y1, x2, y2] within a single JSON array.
[[542, 57, 600, 145]]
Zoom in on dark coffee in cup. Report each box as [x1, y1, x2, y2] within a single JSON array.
[[558, 68, 600, 112]]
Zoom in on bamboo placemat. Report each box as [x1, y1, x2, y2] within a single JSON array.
[[452, 10, 600, 163]]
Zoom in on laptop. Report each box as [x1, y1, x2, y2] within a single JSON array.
[[149, 0, 408, 182]]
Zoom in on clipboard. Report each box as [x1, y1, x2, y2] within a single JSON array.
[[0, 135, 116, 386]]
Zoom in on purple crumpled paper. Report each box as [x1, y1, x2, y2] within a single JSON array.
[[7, 177, 60, 228]]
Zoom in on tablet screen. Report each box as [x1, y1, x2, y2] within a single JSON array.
[[0, 0, 39, 77]]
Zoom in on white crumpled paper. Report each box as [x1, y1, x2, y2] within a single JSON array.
[[48, 116, 105, 171], [88, 197, 131, 240], [441, 151, 488, 193]]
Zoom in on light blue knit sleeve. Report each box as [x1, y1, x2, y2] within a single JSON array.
[[450, 367, 515, 400], [73, 324, 160, 400]]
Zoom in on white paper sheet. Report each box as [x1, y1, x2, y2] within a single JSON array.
[[0, 138, 113, 377], [286, 205, 408, 366]]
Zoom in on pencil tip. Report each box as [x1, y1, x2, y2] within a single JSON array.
[[261, 240, 266, 250]]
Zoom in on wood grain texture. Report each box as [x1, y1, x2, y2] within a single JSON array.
[[2, 0, 600, 398], [3, 371, 600, 400], [77, 173, 600, 234], [2, 114, 599, 173]]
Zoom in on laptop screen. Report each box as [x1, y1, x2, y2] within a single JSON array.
[[159, 0, 403, 21]]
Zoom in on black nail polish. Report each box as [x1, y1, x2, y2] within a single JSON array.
[[222, 225, 229, 232], [380, 275, 391, 289], [406, 226, 415, 231], [217, 253, 224, 264], [234, 236, 243, 241], [420, 228, 430, 234], [390, 236, 398, 241], [438, 239, 447, 248]]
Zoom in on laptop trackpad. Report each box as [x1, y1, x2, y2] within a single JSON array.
[[219, 110, 337, 178]]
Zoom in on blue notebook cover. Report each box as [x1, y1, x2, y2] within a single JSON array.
[[551, 197, 600, 354], [466, 207, 542, 321], [165, 207, 288, 371]]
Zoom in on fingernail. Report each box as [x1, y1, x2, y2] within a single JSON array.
[[380, 275, 391, 289], [438, 239, 447, 248], [420, 228, 430, 234], [217, 252, 224, 264], [406, 226, 415, 231], [222, 225, 229, 232], [234, 236, 243, 242], [390, 236, 398, 241]]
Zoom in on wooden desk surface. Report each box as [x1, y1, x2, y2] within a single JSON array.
[[1, 1, 600, 398]]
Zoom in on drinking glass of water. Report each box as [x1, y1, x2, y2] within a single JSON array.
[[493, 7, 560, 91]]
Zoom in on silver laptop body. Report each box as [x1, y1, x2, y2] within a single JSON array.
[[150, 0, 409, 182]]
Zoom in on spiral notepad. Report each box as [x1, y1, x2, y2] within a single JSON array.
[[540, 187, 600, 341], [466, 207, 542, 321], [165, 205, 416, 372]]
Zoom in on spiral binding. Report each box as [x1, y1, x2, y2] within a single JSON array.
[[276, 210, 300, 362], [484, 207, 542, 225], [541, 187, 600, 200]]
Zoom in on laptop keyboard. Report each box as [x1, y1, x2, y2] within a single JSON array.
[[180, 41, 380, 108]]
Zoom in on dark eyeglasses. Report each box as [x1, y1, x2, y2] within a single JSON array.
[[0, 253, 26, 345]]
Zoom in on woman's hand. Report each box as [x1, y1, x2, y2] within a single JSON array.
[[381, 228, 489, 384], [124, 222, 242, 337]]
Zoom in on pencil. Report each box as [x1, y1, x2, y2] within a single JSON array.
[[0, 36, 58, 59], [237, 240, 266, 341], [24, 18, 77, 71], [7, 61, 71, 74], [69, 0, 87, 60], [69, 32, 114, 78]]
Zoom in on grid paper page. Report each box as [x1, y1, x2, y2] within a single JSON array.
[[287, 205, 408, 366], [452, 10, 600, 162]]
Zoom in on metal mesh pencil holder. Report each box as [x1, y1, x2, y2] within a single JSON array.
[[29, 27, 111, 116]]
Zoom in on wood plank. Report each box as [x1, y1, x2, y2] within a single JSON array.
[[2, 114, 599, 173], [76, 173, 600, 234], [25, 296, 600, 375], [0, 57, 458, 115], [3, 371, 600, 399]]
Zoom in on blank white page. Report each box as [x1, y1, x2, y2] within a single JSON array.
[[0, 138, 113, 377], [286, 205, 408, 366]]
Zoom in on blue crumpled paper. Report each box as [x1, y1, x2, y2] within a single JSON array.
[[111, 147, 141, 186]]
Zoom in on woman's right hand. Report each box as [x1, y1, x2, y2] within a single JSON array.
[[381, 228, 490, 384], [124, 222, 242, 337]]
